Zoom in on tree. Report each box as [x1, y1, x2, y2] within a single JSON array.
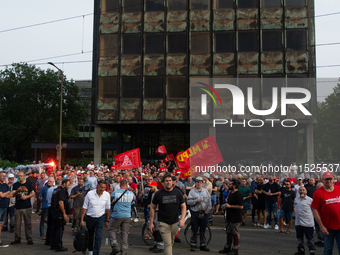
[[0, 63, 89, 162], [314, 82, 340, 161]]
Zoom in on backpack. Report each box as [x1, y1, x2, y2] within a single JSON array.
[[73, 226, 89, 254]]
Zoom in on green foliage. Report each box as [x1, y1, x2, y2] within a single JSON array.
[[314, 83, 340, 161], [0, 63, 89, 162], [0, 160, 20, 169]]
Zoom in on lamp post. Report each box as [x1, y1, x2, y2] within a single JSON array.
[[48, 62, 63, 170]]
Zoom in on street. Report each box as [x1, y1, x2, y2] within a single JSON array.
[[0, 212, 337, 255]]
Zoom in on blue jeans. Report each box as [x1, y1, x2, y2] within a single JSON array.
[[324, 228, 340, 255], [86, 214, 105, 255], [265, 202, 278, 226], [40, 208, 48, 236], [143, 205, 150, 218]]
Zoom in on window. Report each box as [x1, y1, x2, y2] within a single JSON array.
[[191, 32, 210, 54], [122, 77, 141, 98], [122, 34, 141, 55], [286, 29, 306, 51], [101, 0, 119, 13], [191, 0, 210, 10], [98, 77, 118, 99], [215, 0, 234, 9], [168, 0, 188, 11], [262, 0, 281, 8], [238, 0, 258, 8], [238, 76, 260, 97], [100, 34, 119, 57], [145, 77, 163, 98], [262, 30, 282, 52], [286, 0, 305, 7], [262, 75, 283, 98], [146, 0, 164, 12], [168, 33, 187, 54], [167, 77, 188, 98], [215, 32, 234, 52], [238, 31, 258, 51], [145, 34, 164, 54], [123, 0, 142, 13]]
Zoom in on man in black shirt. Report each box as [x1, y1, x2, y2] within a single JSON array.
[[278, 180, 295, 233], [11, 171, 35, 245], [254, 177, 267, 227], [50, 179, 70, 252], [263, 174, 281, 230], [219, 179, 243, 255], [149, 173, 186, 255], [304, 177, 316, 198]]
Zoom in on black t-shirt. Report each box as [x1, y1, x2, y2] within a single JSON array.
[[263, 182, 281, 203], [143, 185, 152, 205], [304, 184, 316, 198], [226, 190, 243, 223], [13, 181, 34, 209], [256, 184, 266, 202], [152, 188, 184, 225], [280, 189, 295, 211], [212, 183, 217, 196]]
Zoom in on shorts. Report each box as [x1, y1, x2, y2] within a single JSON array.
[[0, 207, 7, 223], [243, 202, 249, 213], [279, 210, 293, 219], [211, 195, 217, 205]]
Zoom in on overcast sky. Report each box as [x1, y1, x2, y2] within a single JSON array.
[[0, 0, 339, 101]]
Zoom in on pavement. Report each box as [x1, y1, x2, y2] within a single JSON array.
[[0, 210, 338, 255]]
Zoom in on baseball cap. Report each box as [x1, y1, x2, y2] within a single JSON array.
[[203, 173, 210, 178], [195, 176, 203, 182], [77, 173, 82, 176], [8, 174, 14, 178], [297, 177, 302, 180], [322, 172, 334, 179], [149, 181, 157, 187], [120, 177, 125, 181]]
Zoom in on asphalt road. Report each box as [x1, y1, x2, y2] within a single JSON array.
[[0, 211, 337, 255]]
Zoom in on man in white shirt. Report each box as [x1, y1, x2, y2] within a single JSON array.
[[80, 180, 110, 255], [293, 177, 304, 198], [87, 161, 95, 171], [87, 170, 98, 189], [290, 162, 298, 175]]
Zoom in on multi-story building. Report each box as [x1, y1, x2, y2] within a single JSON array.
[[92, 0, 316, 166]]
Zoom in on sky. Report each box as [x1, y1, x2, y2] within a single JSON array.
[[0, 0, 339, 101]]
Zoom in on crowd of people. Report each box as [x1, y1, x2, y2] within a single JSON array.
[[0, 161, 340, 255]]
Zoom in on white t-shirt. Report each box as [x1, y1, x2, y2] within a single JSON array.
[[87, 164, 95, 170]]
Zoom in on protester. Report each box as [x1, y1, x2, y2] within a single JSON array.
[[277, 180, 295, 234], [314, 181, 324, 247], [149, 173, 186, 255], [36, 172, 47, 213], [11, 171, 35, 245], [26, 171, 38, 214], [50, 179, 70, 252], [0, 171, 11, 247], [108, 179, 135, 255], [38, 176, 54, 240], [219, 179, 244, 255], [187, 176, 211, 252], [127, 177, 139, 222], [142, 176, 154, 218], [311, 172, 340, 255], [81, 179, 111, 255], [238, 179, 251, 226], [263, 174, 281, 230], [2, 173, 15, 233], [294, 186, 316, 255], [44, 178, 58, 247], [69, 177, 86, 235]]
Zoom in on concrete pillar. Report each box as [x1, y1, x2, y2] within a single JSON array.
[[94, 125, 102, 166], [306, 123, 314, 164], [208, 126, 216, 138]]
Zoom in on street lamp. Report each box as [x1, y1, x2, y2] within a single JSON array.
[[48, 62, 63, 170]]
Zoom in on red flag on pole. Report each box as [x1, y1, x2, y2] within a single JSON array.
[[156, 145, 167, 154], [114, 148, 141, 170], [165, 154, 175, 162]]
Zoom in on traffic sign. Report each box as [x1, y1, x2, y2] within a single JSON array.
[[56, 144, 60, 150], [62, 143, 67, 148]]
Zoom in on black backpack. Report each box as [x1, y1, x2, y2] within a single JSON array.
[[73, 226, 89, 254]]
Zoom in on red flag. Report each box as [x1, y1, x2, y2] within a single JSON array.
[[114, 148, 141, 170], [175, 135, 223, 178], [156, 145, 167, 154], [165, 154, 175, 162]]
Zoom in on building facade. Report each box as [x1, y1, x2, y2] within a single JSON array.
[[92, 0, 316, 165]]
